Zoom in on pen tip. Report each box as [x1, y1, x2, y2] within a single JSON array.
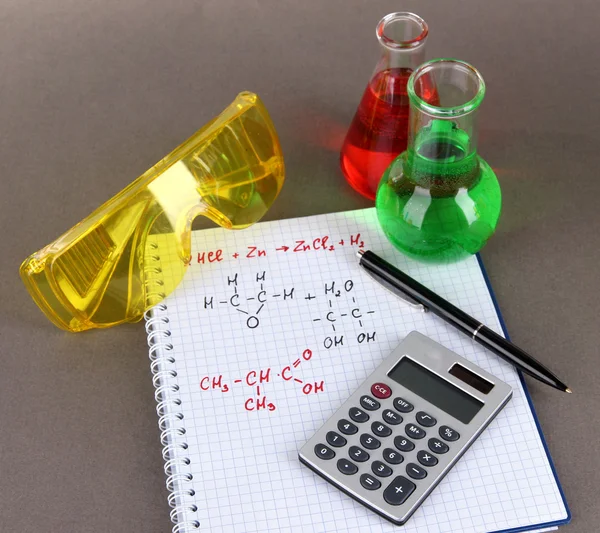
[[565, 388, 572, 394], [357, 250, 365, 258]]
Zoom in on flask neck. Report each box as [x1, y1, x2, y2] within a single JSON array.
[[374, 13, 428, 74], [403, 59, 486, 191], [374, 47, 427, 76]]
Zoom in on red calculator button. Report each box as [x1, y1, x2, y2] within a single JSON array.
[[371, 382, 392, 399]]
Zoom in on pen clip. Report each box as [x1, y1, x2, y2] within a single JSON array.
[[363, 268, 428, 313]]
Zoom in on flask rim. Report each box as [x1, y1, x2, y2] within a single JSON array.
[[376, 12, 428, 50], [408, 58, 486, 118]]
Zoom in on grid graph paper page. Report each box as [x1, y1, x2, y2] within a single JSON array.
[[153, 208, 567, 533]]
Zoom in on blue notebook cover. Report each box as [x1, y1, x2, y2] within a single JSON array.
[[476, 254, 571, 532]]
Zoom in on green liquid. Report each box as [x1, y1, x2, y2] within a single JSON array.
[[375, 131, 501, 264]]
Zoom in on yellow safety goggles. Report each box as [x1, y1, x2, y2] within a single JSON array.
[[20, 92, 285, 332]]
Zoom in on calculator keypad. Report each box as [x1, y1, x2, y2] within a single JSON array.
[[360, 473, 382, 490], [349, 407, 369, 423], [383, 448, 404, 465], [371, 422, 392, 437], [349, 446, 370, 462], [308, 376, 463, 507], [439, 426, 460, 441], [383, 476, 416, 506], [394, 436, 415, 452], [382, 409, 402, 425], [337, 458, 358, 475], [372, 461, 393, 477], [326, 431, 347, 447], [417, 450, 438, 467], [322, 387, 461, 490], [314, 444, 335, 460], [370, 382, 392, 399], [406, 463, 427, 479], [405, 423, 426, 440], [312, 381, 465, 513], [338, 419, 358, 435], [360, 434, 381, 450], [416, 411, 437, 427], [393, 397, 414, 413], [428, 438, 449, 454], [360, 395, 380, 411]]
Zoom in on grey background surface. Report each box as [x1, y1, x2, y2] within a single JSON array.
[[1, 1, 598, 532]]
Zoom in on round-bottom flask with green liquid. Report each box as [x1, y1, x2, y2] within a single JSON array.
[[376, 59, 501, 263]]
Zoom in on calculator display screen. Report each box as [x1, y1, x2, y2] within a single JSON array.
[[388, 358, 484, 424]]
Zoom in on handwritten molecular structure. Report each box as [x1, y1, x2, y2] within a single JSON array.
[[199, 349, 324, 413], [202, 271, 294, 330], [202, 272, 378, 349], [312, 279, 375, 331]]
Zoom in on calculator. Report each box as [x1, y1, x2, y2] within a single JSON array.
[[298, 331, 513, 525]]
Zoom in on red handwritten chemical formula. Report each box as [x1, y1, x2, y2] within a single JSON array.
[[188, 232, 365, 265], [199, 349, 324, 413]]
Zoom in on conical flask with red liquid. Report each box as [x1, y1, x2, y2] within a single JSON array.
[[340, 12, 434, 200]]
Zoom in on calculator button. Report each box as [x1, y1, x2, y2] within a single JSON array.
[[394, 436, 415, 452], [428, 438, 449, 454], [360, 395, 381, 411], [393, 397, 414, 413], [326, 431, 347, 448], [360, 473, 382, 490], [348, 446, 370, 462], [349, 407, 369, 423], [383, 476, 416, 506], [382, 409, 403, 425], [370, 382, 392, 399], [439, 426, 460, 442], [371, 422, 392, 437], [405, 423, 426, 440], [359, 434, 381, 450], [372, 460, 393, 477], [406, 463, 427, 480], [337, 458, 358, 475], [416, 411, 437, 427], [338, 419, 359, 435], [383, 448, 404, 465], [314, 444, 335, 460], [417, 450, 439, 467]]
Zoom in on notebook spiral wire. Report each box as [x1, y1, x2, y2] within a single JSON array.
[[144, 242, 200, 532]]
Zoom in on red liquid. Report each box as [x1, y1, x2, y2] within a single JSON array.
[[340, 68, 438, 200]]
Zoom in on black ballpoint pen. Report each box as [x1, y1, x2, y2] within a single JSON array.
[[357, 249, 572, 393]]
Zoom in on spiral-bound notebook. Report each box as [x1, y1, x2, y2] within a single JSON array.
[[145, 208, 570, 533]]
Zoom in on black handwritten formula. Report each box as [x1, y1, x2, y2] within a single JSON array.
[[201, 273, 376, 349]]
